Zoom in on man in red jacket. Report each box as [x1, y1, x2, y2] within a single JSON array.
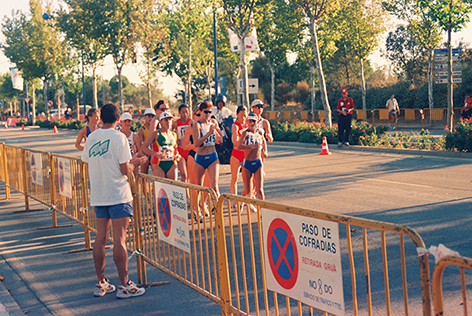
[[336, 88, 355, 146]]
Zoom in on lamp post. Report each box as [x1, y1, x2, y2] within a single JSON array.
[[213, 8, 218, 101], [82, 58, 86, 120]]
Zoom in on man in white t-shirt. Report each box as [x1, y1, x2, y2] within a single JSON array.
[[386, 95, 400, 129], [81, 103, 146, 299]]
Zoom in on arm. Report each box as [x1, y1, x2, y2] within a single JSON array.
[[120, 154, 146, 176], [237, 131, 259, 150], [149, 117, 158, 133], [193, 121, 215, 147], [336, 100, 345, 115], [261, 131, 268, 159], [262, 119, 273, 143], [141, 131, 157, 157], [231, 123, 240, 149], [133, 134, 142, 156], [75, 128, 86, 150], [181, 122, 196, 151]]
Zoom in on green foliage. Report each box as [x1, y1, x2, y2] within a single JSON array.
[[444, 120, 472, 152]]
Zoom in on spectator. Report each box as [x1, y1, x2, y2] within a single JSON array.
[[336, 88, 354, 147], [386, 95, 400, 129], [460, 94, 472, 120], [81, 103, 146, 299]]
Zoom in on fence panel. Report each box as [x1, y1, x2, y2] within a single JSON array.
[[216, 194, 431, 316], [4, 145, 26, 194], [432, 255, 472, 316], [23, 149, 52, 207], [134, 173, 223, 304]]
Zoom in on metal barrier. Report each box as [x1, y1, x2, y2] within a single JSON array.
[[216, 194, 431, 316], [133, 173, 223, 303], [432, 255, 472, 316], [3, 145, 27, 208]]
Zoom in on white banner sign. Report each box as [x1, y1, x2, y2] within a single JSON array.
[[262, 210, 344, 315], [30, 153, 43, 186], [154, 182, 190, 253], [10, 68, 23, 91], [57, 158, 72, 199], [228, 28, 260, 52]]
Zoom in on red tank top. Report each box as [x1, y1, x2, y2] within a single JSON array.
[[176, 118, 191, 141], [232, 121, 247, 162]]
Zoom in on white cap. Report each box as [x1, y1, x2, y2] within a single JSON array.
[[247, 112, 258, 121], [251, 99, 264, 107], [159, 112, 174, 121], [144, 108, 156, 116], [121, 112, 132, 121]]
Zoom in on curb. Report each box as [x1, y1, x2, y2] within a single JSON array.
[[0, 279, 24, 316], [271, 141, 472, 159]]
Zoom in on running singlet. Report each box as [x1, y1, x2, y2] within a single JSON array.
[[243, 130, 263, 147], [231, 121, 247, 162], [86, 125, 101, 138], [126, 132, 135, 155], [198, 121, 216, 147], [151, 130, 177, 165], [176, 118, 191, 160]]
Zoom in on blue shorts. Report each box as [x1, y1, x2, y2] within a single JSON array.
[[243, 158, 262, 174], [95, 202, 133, 219], [195, 152, 218, 169]]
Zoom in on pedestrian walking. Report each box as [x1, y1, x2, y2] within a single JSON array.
[[386, 95, 400, 129], [75, 108, 100, 151], [81, 103, 146, 299], [336, 88, 354, 147]]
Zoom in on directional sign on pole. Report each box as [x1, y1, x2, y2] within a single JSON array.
[[434, 56, 461, 62], [435, 78, 462, 84], [434, 48, 462, 55], [434, 63, 462, 70], [435, 71, 462, 77], [237, 78, 259, 94], [24, 97, 31, 104]]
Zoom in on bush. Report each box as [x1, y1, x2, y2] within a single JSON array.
[[445, 119, 472, 152]]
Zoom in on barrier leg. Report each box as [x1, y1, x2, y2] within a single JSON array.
[[22, 149, 29, 211], [1, 143, 10, 200]]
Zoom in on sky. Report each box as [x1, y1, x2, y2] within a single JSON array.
[[1, 0, 471, 99]]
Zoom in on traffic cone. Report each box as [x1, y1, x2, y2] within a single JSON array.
[[4, 123, 8, 129], [53, 126, 58, 134], [319, 136, 332, 155], [22, 124, 24, 130]]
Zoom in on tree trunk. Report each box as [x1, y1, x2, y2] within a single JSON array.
[[359, 56, 366, 110], [147, 62, 152, 108], [92, 67, 98, 109], [428, 48, 434, 125], [239, 35, 249, 107], [310, 65, 315, 121], [187, 41, 192, 106], [308, 15, 332, 127], [269, 60, 275, 111], [43, 79, 47, 115], [118, 65, 124, 113], [31, 81, 36, 125], [447, 26, 453, 130]]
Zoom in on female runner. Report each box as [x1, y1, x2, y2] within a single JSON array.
[[141, 112, 180, 180], [137, 108, 156, 174], [251, 99, 273, 144], [119, 112, 141, 175], [172, 104, 191, 182], [75, 108, 100, 151], [230, 106, 247, 195], [238, 112, 267, 206], [192, 101, 222, 197]]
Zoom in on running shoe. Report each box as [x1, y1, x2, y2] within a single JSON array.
[[93, 278, 116, 297], [344, 142, 350, 146], [337, 142, 343, 147], [249, 204, 257, 213], [116, 280, 145, 299]]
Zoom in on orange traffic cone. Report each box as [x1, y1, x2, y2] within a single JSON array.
[[22, 124, 24, 130], [319, 136, 332, 155], [53, 126, 58, 134], [4, 123, 8, 129]]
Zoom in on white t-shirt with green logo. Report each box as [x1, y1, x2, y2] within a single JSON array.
[[81, 128, 132, 206]]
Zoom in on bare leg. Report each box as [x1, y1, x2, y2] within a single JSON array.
[[112, 216, 131, 286], [151, 164, 166, 178], [166, 163, 178, 180], [229, 156, 241, 195], [177, 157, 187, 182], [206, 159, 220, 197], [93, 217, 112, 284], [253, 166, 265, 200]]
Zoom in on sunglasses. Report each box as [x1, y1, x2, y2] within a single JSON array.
[[252, 105, 262, 109], [194, 113, 201, 117], [145, 114, 155, 117], [203, 110, 212, 114], [159, 107, 170, 111]]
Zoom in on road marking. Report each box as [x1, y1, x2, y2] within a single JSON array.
[[363, 178, 433, 188]]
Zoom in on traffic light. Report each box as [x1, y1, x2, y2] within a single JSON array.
[[48, 90, 53, 101]]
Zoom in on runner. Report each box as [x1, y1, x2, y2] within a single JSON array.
[[238, 112, 267, 209], [251, 99, 273, 144], [192, 101, 222, 197], [141, 112, 180, 180], [137, 108, 156, 174], [172, 104, 191, 182], [75, 108, 100, 151], [149, 100, 171, 133], [119, 112, 141, 175], [230, 106, 248, 195]]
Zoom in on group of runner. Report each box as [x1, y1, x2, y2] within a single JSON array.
[[75, 98, 273, 215]]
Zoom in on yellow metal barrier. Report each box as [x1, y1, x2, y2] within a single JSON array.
[[4, 145, 27, 207], [301, 111, 308, 120], [23, 149, 52, 208], [405, 109, 416, 120], [216, 194, 431, 316], [431, 109, 444, 121], [133, 173, 223, 303], [357, 110, 366, 120], [379, 109, 389, 120], [318, 110, 325, 121], [0, 143, 10, 199], [432, 255, 472, 316], [284, 111, 291, 120]]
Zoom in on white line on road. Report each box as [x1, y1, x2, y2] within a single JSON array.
[[362, 178, 433, 188]]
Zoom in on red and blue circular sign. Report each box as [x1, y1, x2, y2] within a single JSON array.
[[157, 188, 171, 237], [58, 161, 64, 192], [31, 155, 36, 181], [267, 218, 299, 290]]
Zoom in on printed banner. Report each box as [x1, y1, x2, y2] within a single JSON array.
[[228, 28, 260, 52], [261, 209, 344, 315], [30, 153, 43, 186], [154, 182, 190, 253], [57, 158, 72, 199], [10, 67, 23, 91]]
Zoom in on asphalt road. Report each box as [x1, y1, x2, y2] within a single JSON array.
[[1, 126, 471, 315]]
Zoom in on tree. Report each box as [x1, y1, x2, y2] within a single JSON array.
[[340, 0, 386, 110], [288, 0, 340, 127], [416, 0, 472, 129], [0, 73, 22, 115], [2, 0, 68, 124], [57, 0, 108, 110]]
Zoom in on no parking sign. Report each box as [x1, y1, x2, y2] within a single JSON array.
[[57, 158, 72, 199], [154, 182, 190, 253], [30, 153, 43, 186], [262, 209, 345, 315]]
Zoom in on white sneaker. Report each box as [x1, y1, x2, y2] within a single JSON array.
[[344, 142, 350, 146], [93, 278, 116, 297], [116, 280, 145, 299], [249, 204, 257, 213], [337, 142, 343, 147]]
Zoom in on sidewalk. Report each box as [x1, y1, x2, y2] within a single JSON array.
[[0, 186, 222, 316]]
